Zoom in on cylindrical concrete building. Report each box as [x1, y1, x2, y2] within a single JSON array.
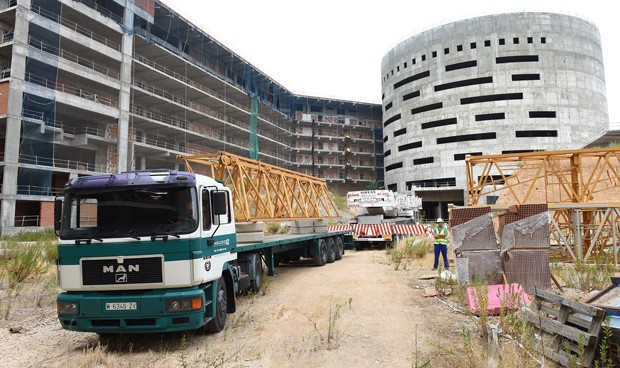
[[380, 12, 608, 219]]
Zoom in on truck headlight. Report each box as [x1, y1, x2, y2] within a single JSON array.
[[57, 302, 79, 316], [166, 297, 202, 313]]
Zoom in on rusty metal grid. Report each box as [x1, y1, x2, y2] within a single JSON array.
[[450, 206, 491, 227], [499, 204, 548, 229]]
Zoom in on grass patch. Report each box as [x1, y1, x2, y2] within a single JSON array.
[[387, 235, 433, 270], [1, 242, 50, 289], [264, 222, 290, 235], [0, 233, 58, 319], [0, 228, 57, 242], [551, 254, 616, 293]]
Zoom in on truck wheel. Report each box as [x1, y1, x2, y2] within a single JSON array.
[[354, 242, 366, 251], [250, 255, 263, 293], [205, 277, 227, 333], [326, 237, 336, 263], [313, 239, 328, 266], [335, 237, 344, 260]]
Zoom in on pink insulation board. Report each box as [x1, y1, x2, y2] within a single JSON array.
[[466, 283, 531, 316]]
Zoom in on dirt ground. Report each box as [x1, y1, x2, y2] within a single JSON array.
[[0, 249, 481, 368]]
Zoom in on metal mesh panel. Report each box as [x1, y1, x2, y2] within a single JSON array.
[[499, 204, 548, 234], [452, 212, 498, 251], [500, 211, 551, 252], [455, 250, 503, 285], [450, 206, 491, 227], [503, 250, 552, 291]]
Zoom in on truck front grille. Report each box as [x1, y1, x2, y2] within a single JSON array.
[[82, 257, 163, 286]]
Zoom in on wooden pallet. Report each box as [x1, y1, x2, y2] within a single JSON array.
[[523, 288, 606, 367]]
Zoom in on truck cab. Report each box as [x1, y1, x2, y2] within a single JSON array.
[[55, 170, 240, 333]]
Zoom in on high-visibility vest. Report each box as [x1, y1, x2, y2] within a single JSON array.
[[433, 226, 449, 245]]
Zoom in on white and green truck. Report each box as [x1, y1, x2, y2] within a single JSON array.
[[54, 170, 348, 334]]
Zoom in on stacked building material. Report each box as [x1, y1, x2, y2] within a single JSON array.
[[500, 204, 552, 291], [450, 207, 502, 284]]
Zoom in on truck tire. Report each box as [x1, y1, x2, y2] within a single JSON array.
[[313, 239, 328, 266], [335, 236, 344, 260], [326, 237, 336, 263], [250, 255, 263, 293], [205, 277, 227, 333]]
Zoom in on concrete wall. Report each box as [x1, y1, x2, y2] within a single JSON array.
[[381, 12, 609, 192]]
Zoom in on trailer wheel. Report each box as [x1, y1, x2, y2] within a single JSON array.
[[313, 239, 328, 266], [335, 237, 344, 260], [326, 237, 336, 263], [205, 277, 227, 333], [250, 255, 263, 293]]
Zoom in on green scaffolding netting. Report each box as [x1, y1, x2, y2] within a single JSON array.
[[249, 93, 259, 160]]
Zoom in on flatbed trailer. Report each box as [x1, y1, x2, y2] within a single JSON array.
[[55, 169, 349, 334], [238, 230, 352, 275]]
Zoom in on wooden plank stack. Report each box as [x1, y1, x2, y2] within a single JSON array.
[[523, 288, 606, 367]]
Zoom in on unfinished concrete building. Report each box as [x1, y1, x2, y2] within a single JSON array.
[[0, 0, 383, 234], [381, 13, 609, 220]]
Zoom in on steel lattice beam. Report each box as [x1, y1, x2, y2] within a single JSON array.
[[465, 147, 620, 265], [464, 147, 620, 264], [178, 152, 339, 222], [465, 147, 620, 205]]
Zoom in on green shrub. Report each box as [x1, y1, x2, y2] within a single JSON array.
[[552, 254, 616, 292], [332, 193, 348, 211], [42, 240, 58, 263], [4, 242, 49, 288], [1, 229, 56, 242], [395, 236, 432, 259], [387, 236, 433, 270], [264, 222, 282, 236]]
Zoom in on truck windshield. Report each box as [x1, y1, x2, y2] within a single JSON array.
[[60, 186, 198, 239]]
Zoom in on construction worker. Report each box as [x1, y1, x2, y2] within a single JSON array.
[[432, 218, 450, 270]]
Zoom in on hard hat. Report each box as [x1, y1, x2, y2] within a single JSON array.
[[436, 218, 444, 223]]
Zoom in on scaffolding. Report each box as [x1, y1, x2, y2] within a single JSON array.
[[465, 147, 620, 264], [178, 152, 340, 223]]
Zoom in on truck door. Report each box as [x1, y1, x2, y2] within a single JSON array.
[[199, 188, 236, 261]]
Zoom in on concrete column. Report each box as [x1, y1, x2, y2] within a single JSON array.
[[94, 145, 107, 171], [116, 1, 134, 172], [1, 2, 31, 233]]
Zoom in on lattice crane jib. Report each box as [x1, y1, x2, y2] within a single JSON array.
[[464, 147, 620, 263], [177, 152, 340, 222], [465, 147, 620, 206]]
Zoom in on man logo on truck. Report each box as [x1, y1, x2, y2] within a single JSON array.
[[115, 274, 128, 283], [102, 265, 140, 273]]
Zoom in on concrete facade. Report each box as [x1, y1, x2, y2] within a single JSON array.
[[0, 0, 382, 234], [381, 12, 609, 214]]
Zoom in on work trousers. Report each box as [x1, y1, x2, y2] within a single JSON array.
[[433, 244, 449, 269]]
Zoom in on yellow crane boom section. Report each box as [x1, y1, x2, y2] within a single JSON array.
[[178, 152, 340, 222], [465, 146, 620, 205]]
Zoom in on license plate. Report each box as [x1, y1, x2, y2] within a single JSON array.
[[105, 302, 137, 311]]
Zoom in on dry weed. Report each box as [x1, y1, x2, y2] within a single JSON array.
[[388, 235, 433, 270]]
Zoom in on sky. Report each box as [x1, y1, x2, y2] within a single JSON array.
[[164, 0, 619, 123]]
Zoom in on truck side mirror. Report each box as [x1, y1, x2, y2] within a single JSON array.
[[211, 191, 227, 216], [54, 197, 63, 232]]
